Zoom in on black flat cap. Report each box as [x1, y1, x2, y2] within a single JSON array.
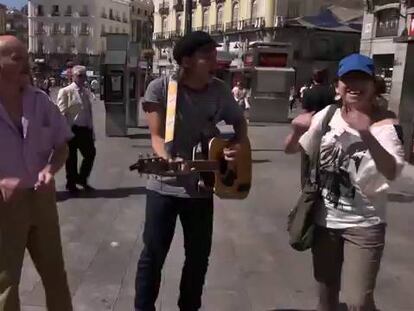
[[173, 31, 219, 65]]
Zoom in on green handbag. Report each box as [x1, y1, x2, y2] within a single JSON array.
[[287, 105, 337, 251]]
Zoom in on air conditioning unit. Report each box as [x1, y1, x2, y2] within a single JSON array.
[[274, 15, 285, 28]]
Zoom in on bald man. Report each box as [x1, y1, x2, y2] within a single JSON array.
[[0, 36, 73, 310]]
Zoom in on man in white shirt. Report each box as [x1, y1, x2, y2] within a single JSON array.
[[57, 65, 96, 193]]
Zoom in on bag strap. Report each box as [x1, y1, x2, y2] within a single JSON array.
[[312, 104, 338, 185]]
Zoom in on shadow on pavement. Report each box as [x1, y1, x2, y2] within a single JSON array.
[[127, 133, 151, 140], [269, 303, 349, 311], [388, 193, 414, 203], [253, 159, 271, 164], [56, 186, 147, 202]]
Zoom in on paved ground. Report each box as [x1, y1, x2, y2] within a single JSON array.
[[19, 99, 414, 311]]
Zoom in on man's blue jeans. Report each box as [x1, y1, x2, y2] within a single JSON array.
[[135, 191, 214, 311]]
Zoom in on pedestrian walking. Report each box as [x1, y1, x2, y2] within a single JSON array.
[[0, 35, 73, 311], [285, 54, 405, 311], [57, 65, 96, 193], [134, 31, 248, 311]]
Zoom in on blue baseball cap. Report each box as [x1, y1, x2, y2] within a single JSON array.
[[338, 54, 375, 78]]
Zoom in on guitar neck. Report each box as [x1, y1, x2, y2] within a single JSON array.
[[185, 160, 220, 172]]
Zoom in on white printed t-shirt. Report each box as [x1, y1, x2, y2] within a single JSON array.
[[299, 106, 405, 229]]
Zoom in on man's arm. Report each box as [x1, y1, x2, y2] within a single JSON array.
[[143, 102, 169, 159], [35, 143, 69, 190], [49, 143, 69, 174]]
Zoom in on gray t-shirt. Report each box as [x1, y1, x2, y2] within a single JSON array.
[[144, 76, 244, 198]]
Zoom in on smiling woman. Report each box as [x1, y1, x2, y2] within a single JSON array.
[[285, 53, 406, 311]]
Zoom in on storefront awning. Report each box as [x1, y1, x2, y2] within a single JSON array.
[[287, 5, 363, 33]]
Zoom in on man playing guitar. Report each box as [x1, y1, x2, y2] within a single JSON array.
[[134, 31, 248, 311]]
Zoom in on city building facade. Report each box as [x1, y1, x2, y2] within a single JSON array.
[[28, 0, 131, 70], [6, 8, 29, 44], [0, 4, 6, 35], [151, 0, 362, 80], [130, 0, 153, 47]]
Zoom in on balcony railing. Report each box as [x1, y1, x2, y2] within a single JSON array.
[[51, 29, 61, 35], [35, 29, 46, 35], [123, 17, 128, 23], [101, 31, 106, 37], [196, 25, 209, 32], [79, 29, 90, 36], [64, 29, 72, 35], [240, 17, 265, 30], [116, 16, 121, 22], [51, 11, 60, 17], [79, 11, 89, 17], [64, 11, 72, 17], [37, 11, 44, 17], [171, 30, 184, 38], [210, 24, 224, 33], [109, 14, 115, 20], [154, 32, 170, 40], [226, 21, 239, 32], [101, 12, 108, 18]]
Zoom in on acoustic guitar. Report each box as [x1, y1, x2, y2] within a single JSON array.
[[130, 137, 252, 200]]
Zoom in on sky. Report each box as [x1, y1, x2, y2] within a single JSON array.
[[0, 0, 26, 9]]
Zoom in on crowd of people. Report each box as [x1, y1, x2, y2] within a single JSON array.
[[0, 32, 410, 311]]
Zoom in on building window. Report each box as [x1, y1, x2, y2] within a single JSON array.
[[138, 8, 141, 15], [109, 9, 114, 20], [192, 10, 196, 27], [37, 5, 44, 16], [287, 0, 300, 18], [36, 22, 44, 33], [176, 14, 182, 32], [51, 5, 60, 16], [80, 5, 89, 17], [251, 0, 257, 19], [376, 8, 399, 37], [52, 23, 60, 34], [162, 16, 168, 33], [232, 2, 239, 22], [65, 5, 72, 16], [80, 23, 89, 35], [202, 8, 209, 29], [101, 24, 105, 35], [145, 10, 147, 16], [38, 40, 44, 53], [217, 5, 223, 25], [65, 23, 71, 34]]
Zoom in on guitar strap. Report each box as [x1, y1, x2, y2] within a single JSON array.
[[164, 75, 178, 157]]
